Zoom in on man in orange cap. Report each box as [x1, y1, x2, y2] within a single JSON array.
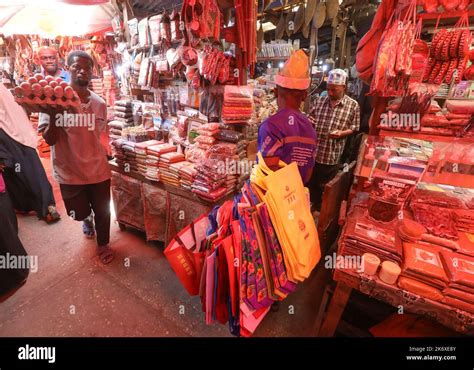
[[309, 68, 360, 211], [257, 50, 317, 185]]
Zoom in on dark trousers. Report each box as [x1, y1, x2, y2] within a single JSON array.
[[0, 129, 56, 218], [309, 163, 340, 210], [59, 179, 111, 246], [0, 191, 29, 296]]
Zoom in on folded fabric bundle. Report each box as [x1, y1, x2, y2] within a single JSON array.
[[340, 206, 403, 266], [160, 152, 186, 164], [192, 186, 227, 201], [444, 287, 474, 304], [114, 117, 135, 124], [147, 143, 177, 156], [114, 111, 133, 119], [440, 251, 474, 290], [444, 296, 474, 314], [216, 129, 245, 143], [398, 276, 444, 302], [134, 140, 162, 153], [114, 100, 133, 108], [402, 242, 449, 290], [108, 121, 125, 130], [110, 128, 122, 136]]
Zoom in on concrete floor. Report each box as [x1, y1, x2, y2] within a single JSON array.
[[0, 158, 331, 337]]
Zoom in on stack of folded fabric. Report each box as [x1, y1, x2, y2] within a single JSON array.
[[121, 140, 140, 175], [111, 139, 126, 168], [179, 163, 197, 191], [221, 85, 253, 125], [145, 143, 177, 182], [441, 251, 474, 313], [195, 123, 221, 151], [114, 100, 134, 128], [192, 158, 228, 201], [339, 206, 403, 266], [108, 120, 125, 141], [134, 140, 162, 176], [454, 208, 474, 234], [401, 242, 449, 294], [159, 152, 186, 187]]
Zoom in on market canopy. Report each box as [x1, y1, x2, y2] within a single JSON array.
[[0, 0, 116, 37]]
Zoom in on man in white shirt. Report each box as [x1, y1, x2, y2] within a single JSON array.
[[41, 51, 114, 264]]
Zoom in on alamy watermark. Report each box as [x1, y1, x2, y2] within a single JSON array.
[[55, 113, 95, 131], [380, 111, 420, 131], [324, 252, 364, 273], [0, 253, 38, 273], [216, 159, 256, 176]]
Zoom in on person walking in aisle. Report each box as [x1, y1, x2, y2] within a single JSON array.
[[257, 50, 317, 185], [0, 83, 60, 223], [309, 69, 360, 211], [41, 50, 114, 264]]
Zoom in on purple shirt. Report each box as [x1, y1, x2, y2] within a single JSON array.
[[258, 108, 317, 183]]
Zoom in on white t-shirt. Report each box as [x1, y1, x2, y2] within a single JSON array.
[[39, 91, 111, 185]]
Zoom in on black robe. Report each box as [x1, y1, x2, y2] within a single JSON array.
[[0, 190, 29, 297], [0, 128, 55, 218]]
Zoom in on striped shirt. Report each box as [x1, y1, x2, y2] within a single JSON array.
[[258, 108, 317, 183], [311, 95, 360, 165]]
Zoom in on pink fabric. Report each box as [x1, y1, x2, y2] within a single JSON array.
[[0, 173, 5, 193]]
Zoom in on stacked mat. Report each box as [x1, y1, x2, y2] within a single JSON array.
[[441, 251, 474, 313], [401, 242, 449, 294], [192, 158, 228, 201], [134, 140, 161, 177], [179, 163, 197, 191], [339, 206, 403, 266], [159, 152, 186, 187], [145, 143, 176, 182]]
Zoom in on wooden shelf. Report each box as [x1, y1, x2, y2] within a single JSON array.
[[418, 10, 474, 21], [257, 56, 289, 62]]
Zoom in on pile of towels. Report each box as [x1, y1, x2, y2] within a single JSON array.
[[221, 85, 253, 125]]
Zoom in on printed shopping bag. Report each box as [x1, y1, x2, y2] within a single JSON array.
[[164, 238, 201, 295], [256, 203, 297, 296], [263, 161, 321, 281]]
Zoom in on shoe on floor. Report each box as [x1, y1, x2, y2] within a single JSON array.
[[43, 205, 61, 224]]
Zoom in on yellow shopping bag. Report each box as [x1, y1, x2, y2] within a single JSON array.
[[262, 161, 321, 281]]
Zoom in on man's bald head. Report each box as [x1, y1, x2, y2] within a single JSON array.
[[38, 47, 59, 76]]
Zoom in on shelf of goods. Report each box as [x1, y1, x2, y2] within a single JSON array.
[[316, 132, 474, 336], [110, 161, 233, 245]]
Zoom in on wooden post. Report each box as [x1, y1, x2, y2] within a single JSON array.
[[318, 281, 352, 337]]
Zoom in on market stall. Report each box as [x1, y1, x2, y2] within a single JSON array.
[[316, 1, 474, 336]]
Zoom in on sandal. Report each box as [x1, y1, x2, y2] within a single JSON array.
[[44, 205, 61, 224], [98, 245, 114, 265], [82, 218, 95, 239]]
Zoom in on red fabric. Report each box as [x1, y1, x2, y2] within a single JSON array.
[[356, 0, 397, 83], [215, 242, 230, 325]]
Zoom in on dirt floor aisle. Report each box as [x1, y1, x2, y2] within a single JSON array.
[[0, 159, 330, 337]]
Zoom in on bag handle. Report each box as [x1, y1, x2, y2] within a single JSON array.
[[256, 151, 287, 174]]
